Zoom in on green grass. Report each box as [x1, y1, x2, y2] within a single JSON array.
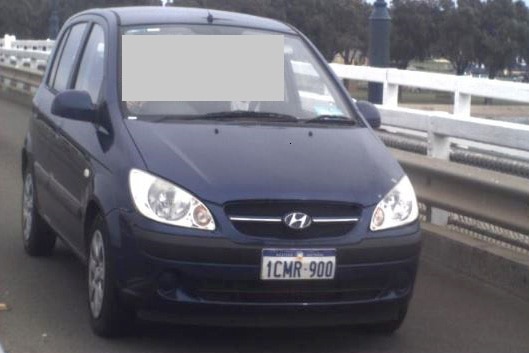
[[409, 60, 454, 74]]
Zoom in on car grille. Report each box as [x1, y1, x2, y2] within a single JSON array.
[[225, 200, 362, 239]]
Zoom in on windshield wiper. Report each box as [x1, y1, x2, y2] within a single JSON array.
[[150, 112, 355, 125], [150, 111, 300, 123], [304, 115, 356, 125], [200, 111, 300, 122]]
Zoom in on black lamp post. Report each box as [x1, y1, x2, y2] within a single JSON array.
[[48, 0, 59, 40], [368, 0, 391, 104]]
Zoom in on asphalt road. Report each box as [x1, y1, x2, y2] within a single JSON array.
[[1, 98, 529, 353]]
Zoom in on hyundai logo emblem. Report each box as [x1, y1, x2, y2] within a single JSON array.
[[283, 212, 312, 230]]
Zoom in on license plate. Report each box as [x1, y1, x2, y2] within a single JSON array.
[[261, 249, 336, 280]]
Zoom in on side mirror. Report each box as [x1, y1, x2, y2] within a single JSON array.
[[356, 100, 381, 129], [51, 90, 96, 122]]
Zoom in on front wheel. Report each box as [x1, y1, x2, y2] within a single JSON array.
[[88, 216, 135, 337], [22, 168, 56, 256]]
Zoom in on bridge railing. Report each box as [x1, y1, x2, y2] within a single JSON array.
[[331, 63, 529, 115], [332, 63, 529, 161], [0, 36, 50, 94], [1, 37, 529, 253]]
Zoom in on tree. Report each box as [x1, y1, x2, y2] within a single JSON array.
[[0, 0, 371, 66], [479, 0, 519, 79], [436, 0, 482, 75], [390, 0, 440, 69], [283, 0, 351, 61], [0, 0, 50, 39], [513, 0, 529, 75], [0, 0, 161, 39], [334, 0, 371, 65], [171, 0, 371, 63]]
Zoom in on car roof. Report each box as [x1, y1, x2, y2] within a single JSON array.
[[79, 6, 296, 34]]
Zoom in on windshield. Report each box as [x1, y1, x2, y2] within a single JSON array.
[[121, 24, 357, 123]]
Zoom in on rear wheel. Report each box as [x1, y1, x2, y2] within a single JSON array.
[[22, 168, 56, 256], [88, 216, 135, 337]]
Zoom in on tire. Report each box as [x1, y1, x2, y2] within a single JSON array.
[[22, 167, 56, 256], [362, 304, 408, 335], [88, 215, 135, 337]]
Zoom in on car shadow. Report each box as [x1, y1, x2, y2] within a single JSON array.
[[124, 321, 402, 353]]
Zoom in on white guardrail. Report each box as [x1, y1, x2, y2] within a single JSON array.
[[330, 63, 529, 159]]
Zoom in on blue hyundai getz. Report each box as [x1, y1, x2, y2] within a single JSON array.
[[21, 6, 421, 337]]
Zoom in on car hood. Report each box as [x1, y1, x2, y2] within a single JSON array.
[[125, 121, 404, 206]]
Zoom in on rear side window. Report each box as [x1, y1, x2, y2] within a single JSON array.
[[75, 25, 105, 103], [52, 23, 87, 91]]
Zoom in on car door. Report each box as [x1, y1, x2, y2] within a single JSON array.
[[45, 22, 88, 239], [33, 22, 88, 228], [31, 28, 69, 222], [53, 22, 107, 251]]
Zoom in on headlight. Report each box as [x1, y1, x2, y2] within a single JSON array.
[[370, 176, 418, 231], [129, 169, 215, 231]]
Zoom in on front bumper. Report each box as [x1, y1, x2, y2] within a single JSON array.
[[107, 209, 421, 326]]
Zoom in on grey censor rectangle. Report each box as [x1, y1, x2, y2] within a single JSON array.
[[122, 35, 284, 101]]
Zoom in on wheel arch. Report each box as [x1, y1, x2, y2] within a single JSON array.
[[83, 198, 105, 254], [21, 132, 33, 176]]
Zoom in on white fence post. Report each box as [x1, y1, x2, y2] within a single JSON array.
[[427, 132, 451, 159], [427, 114, 451, 160], [3, 34, 14, 49], [454, 90, 471, 117], [383, 81, 399, 107], [426, 113, 451, 226], [430, 208, 450, 226]]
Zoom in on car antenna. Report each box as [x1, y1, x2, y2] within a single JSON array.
[[206, 9, 214, 24]]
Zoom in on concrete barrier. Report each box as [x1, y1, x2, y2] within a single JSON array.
[[422, 223, 529, 301]]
